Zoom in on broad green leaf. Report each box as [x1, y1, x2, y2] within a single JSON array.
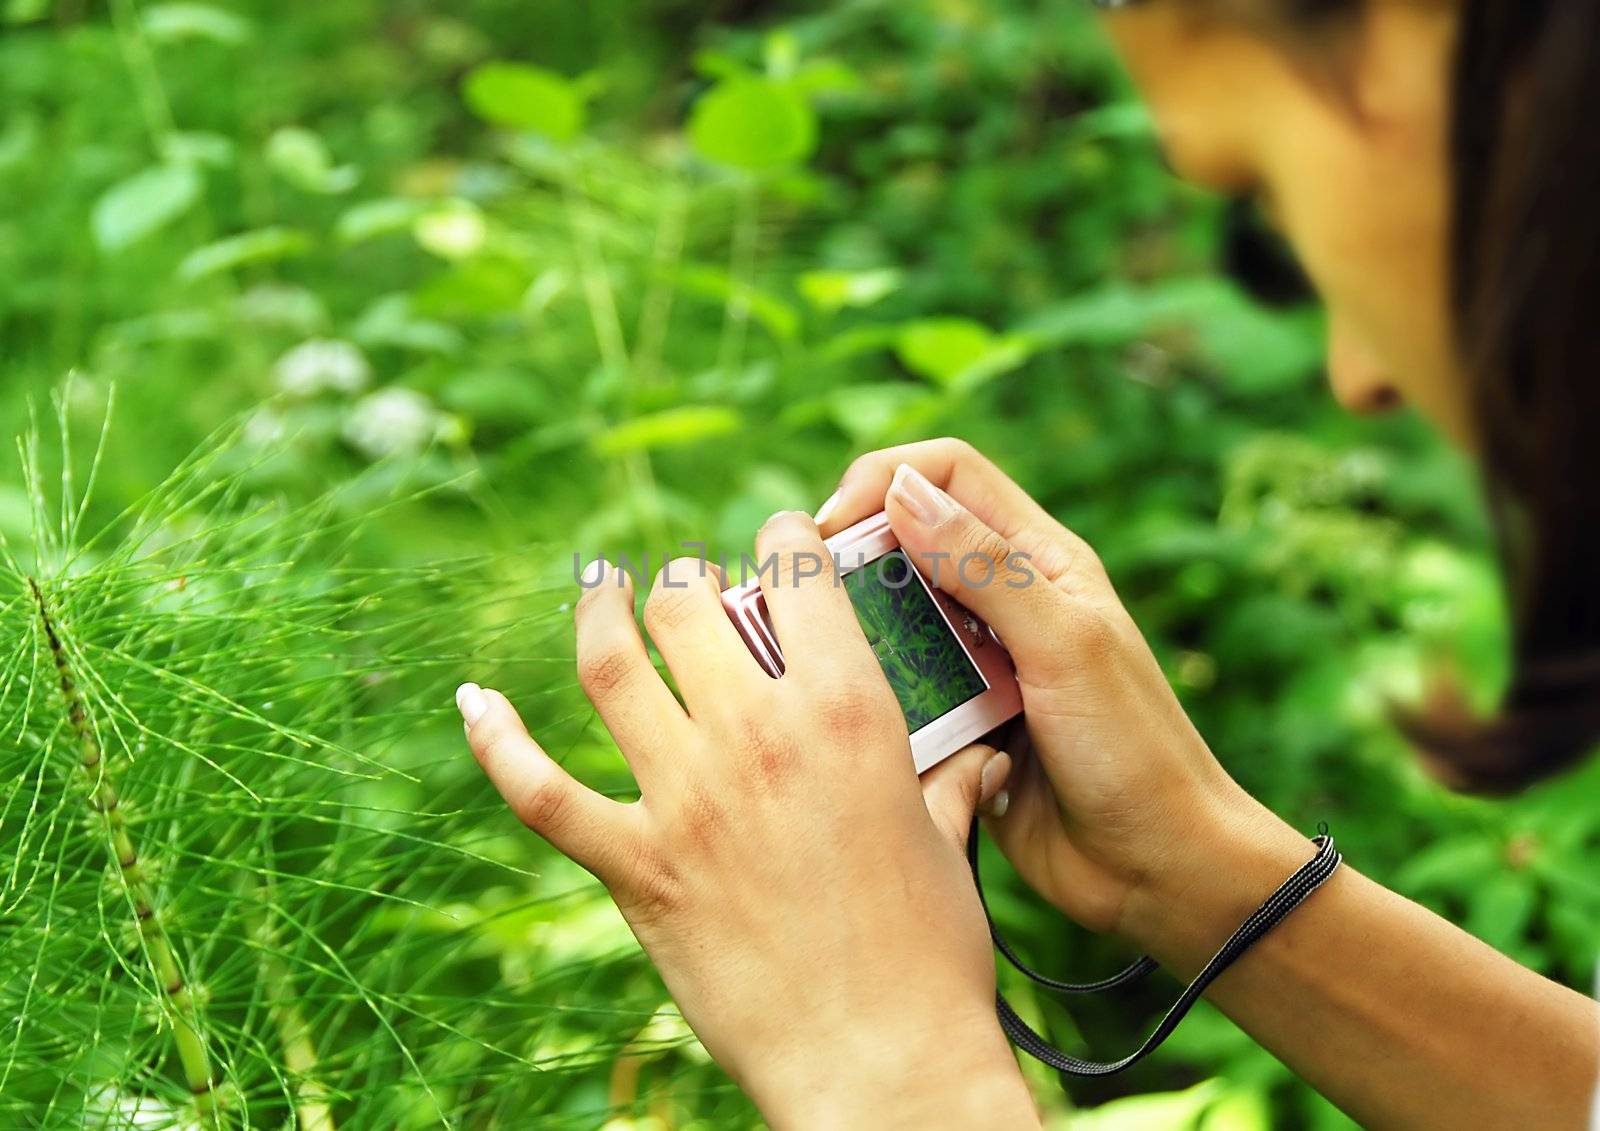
[[265, 126, 358, 194], [336, 197, 426, 244], [895, 317, 1032, 392], [1465, 872, 1537, 952], [819, 323, 904, 362], [763, 30, 800, 79], [412, 259, 529, 319], [690, 49, 749, 82], [351, 294, 463, 355], [92, 164, 201, 251], [1019, 279, 1320, 393], [1066, 101, 1156, 143], [688, 77, 817, 171], [159, 130, 234, 168], [793, 58, 863, 98], [461, 62, 584, 142], [1392, 837, 1498, 894], [440, 369, 548, 425], [413, 200, 487, 260], [141, 2, 252, 45], [675, 264, 800, 343], [797, 268, 901, 314], [177, 227, 310, 280], [4, 0, 50, 24], [824, 383, 936, 445], [591, 406, 743, 456]]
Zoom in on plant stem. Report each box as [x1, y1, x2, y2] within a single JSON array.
[[559, 157, 668, 549], [633, 181, 688, 386], [27, 577, 223, 1128], [715, 178, 760, 379], [262, 949, 336, 1131]]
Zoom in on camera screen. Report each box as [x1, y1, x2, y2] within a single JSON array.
[[840, 550, 989, 732]]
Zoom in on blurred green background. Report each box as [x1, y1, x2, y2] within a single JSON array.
[[4, 1, 1598, 1128]]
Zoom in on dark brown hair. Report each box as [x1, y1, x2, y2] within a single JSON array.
[[1233, 0, 1600, 791], [1432, 0, 1600, 791]]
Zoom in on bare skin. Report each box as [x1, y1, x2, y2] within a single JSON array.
[[1105, 1, 1467, 441], [464, 2, 1600, 1127], [821, 442, 1600, 1130]]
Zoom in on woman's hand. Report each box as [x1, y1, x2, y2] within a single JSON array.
[[817, 439, 1305, 962], [459, 512, 1038, 1129]]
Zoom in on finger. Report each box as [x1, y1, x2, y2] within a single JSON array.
[[459, 683, 645, 884], [979, 747, 1113, 924], [753, 511, 882, 685], [643, 555, 766, 716], [575, 559, 690, 778], [885, 463, 1096, 678], [920, 744, 1011, 851], [816, 439, 1077, 576]]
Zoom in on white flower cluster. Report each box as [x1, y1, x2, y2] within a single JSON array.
[[342, 386, 440, 460], [273, 339, 371, 397]]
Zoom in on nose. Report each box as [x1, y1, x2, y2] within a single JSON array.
[[1326, 321, 1403, 416]]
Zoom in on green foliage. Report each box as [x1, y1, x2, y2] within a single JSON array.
[[688, 77, 817, 170], [1, 0, 1593, 1126], [461, 64, 587, 143], [92, 164, 203, 251], [2, 396, 732, 1128]]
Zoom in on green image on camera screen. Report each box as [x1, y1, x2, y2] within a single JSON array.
[[840, 550, 989, 732]]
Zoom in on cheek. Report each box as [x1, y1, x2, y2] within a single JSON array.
[[1273, 118, 1468, 439]]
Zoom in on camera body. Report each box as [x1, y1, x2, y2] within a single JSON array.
[[720, 512, 1023, 772]]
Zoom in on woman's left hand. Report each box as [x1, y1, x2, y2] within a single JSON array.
[[459, 511, 1037, 1130]]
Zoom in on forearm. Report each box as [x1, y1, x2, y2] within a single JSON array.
[[1122, 796, 1600, 1130]]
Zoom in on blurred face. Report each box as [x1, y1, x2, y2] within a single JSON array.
[[1100, 2, 1472, 446]]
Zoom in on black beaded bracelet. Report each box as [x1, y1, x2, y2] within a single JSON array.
[[968, 817, 1343, 1077]]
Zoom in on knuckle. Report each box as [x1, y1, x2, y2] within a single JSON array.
[[937, 436, 979, 465], [675, 784, 731, 849], [514, 776, 571, 836], [740, 715, 802, 788], [475, 724, 517, 767], [816, 683, 893, 739], [953, 520, 1011, 571], [1062, 601, 1121, 665], [576, 642, 633, 699], [755, 511, 819, 561], [644, 560, 706, 634], [1062, 530, 1109, 581], [770, 547, 833, 592]]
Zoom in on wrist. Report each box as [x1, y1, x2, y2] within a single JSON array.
[[1117, 782, 1314, 978], [744, 1009, 1038, 1130]]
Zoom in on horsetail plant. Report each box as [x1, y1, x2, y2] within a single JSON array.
[[0, 390, 718, 1129]]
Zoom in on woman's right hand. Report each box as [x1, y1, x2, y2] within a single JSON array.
[[818, 439, 1306, 959]]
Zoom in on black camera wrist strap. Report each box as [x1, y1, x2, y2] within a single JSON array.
[[967, 818, 1343, 1077]]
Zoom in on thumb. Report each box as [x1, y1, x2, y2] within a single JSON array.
[[884, 463, 1069, 676], [921, 744, 1011, 851]]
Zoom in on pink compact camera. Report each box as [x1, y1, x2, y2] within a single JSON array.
[[721, 512, 1023, 772]]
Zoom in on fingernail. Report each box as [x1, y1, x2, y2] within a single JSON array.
[[985, 790, 1010, 819], [890, 464, 953, 526], [764, 509, 816, 532], [578, 558, 608, 588], [456, 682, 489, 726], [978, 750, 1011, 806], [813, 489, 842, 527]]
